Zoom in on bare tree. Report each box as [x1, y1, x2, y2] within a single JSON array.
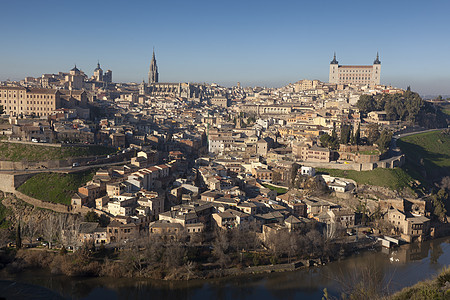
[[23, 214, 41, 244], [212, 228, 230, 267], [42, 214, 59, 248], [59, 214, 82, 248], [0, 228, 10, 248], [324, 220, 337, 241]]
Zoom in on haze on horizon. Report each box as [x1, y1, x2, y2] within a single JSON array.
[[1, 0, 450, 96]]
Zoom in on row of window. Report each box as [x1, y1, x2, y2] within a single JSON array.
[[1, 94, 54, 99], [4, 106, 51, 111], [2, 100, 54, 105]]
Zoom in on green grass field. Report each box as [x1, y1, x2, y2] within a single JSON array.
[[438, 102, 450, 116], [317, 167, 415, 191], [262, 183, 288, 194], [0, 143, 115, 162], [0, 196, 12, 229], [17, 170, 95, 205], [397, 130, 450, 183]]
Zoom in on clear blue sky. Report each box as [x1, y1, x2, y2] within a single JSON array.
[[1, 0, 450, 95]]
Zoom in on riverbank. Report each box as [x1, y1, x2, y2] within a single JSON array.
[[389, 266, 450, 299], [0, 235, 378, 281], [1, 237, 449, 299]]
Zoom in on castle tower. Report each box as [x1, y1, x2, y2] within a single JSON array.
[[372, 52, 381, 85], [329, 52, 339, 84], [148, 49, 159, 84]]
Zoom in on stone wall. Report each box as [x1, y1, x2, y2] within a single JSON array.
[[14, 190, 71, 213], [0, 140, 62, 148], [301, 154, 404, 172], [0, 174, 16, 193]]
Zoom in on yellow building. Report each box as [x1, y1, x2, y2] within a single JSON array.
[[0, 86, 60, 117]]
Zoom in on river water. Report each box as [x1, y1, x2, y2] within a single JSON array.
[[1, 237, 449, 299]]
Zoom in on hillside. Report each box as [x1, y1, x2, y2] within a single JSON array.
[[397, 130, 450, 185], [389, 266, 450, 300], [0, 142, 115, 162], [17, 171, 95, 205], [317, 167, 415, 192]]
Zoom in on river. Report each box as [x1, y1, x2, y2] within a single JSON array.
[[1, 236, 449, 299]]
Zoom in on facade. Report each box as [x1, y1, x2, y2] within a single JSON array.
[[329, 53, 381, 85], [292, 143, 331, 162], [94, 62, 103, 81], [0, 86, 61, 117]]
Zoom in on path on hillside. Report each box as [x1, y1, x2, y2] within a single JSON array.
[[389, 128, 446, 157], [0, 160, 131, 174]]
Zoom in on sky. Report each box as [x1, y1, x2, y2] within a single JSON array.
[[1, 0, 450, 95]]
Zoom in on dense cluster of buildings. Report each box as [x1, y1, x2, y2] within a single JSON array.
[[0, 51, 432, 247]]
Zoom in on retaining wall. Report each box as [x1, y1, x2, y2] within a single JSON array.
[[14, 190, 71, 213], [301, 154, 405, 172]]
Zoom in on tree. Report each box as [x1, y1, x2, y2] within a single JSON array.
[[376, 129, 392, 152], [366, 123, 380, 145], [320, 133, 332, 148], [0, 228, 9, 249], [350, 126, 356, 145], [356, 95, 376, 114], [0, 105, 4, 115], [272, 171, 282, 184], [23, 214, 40, 244], [430, 189, 448, 222], [331, 123, 337, 140], [42, 214, 59, 248], [290, 163, 300, 187], [16, 221, 22, 249], [340, 124, 351, 145], [84, 211, 99, 223], [212, 228, 230, 267], [355, 123, 361, 145]]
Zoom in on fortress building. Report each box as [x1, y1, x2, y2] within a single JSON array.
[[329, 53, 381, 86]]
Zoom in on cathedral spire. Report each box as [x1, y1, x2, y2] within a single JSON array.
[[148, 48, 159, 84]]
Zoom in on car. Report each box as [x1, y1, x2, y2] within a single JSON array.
[[72, 162, 80, 167]]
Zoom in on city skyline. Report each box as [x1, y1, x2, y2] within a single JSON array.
[[1, 0, 450, 95]]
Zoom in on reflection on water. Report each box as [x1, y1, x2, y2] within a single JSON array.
[[1, 237, 449, 300]]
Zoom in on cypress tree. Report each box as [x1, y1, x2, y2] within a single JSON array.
[[16, 222, 22, 249], [355, 123, 361, 145]]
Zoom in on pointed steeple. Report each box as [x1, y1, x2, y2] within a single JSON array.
[[330, 52, 338, 64], [95, 60, 102, 71], [148, 48, 159, 84], [71, 64, 80, 72], [373, 52, 381, 64]]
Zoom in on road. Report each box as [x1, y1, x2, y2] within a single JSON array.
[[0, 160, 131, 174], [389, 127, 446, 158]]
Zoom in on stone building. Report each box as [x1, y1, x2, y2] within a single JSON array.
[[0, 86, 61, 117], [329, 53, 381, 86]]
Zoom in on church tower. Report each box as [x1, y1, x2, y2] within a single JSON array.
[[94, 61, 103, 82], [148, 49, 159, 84]]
